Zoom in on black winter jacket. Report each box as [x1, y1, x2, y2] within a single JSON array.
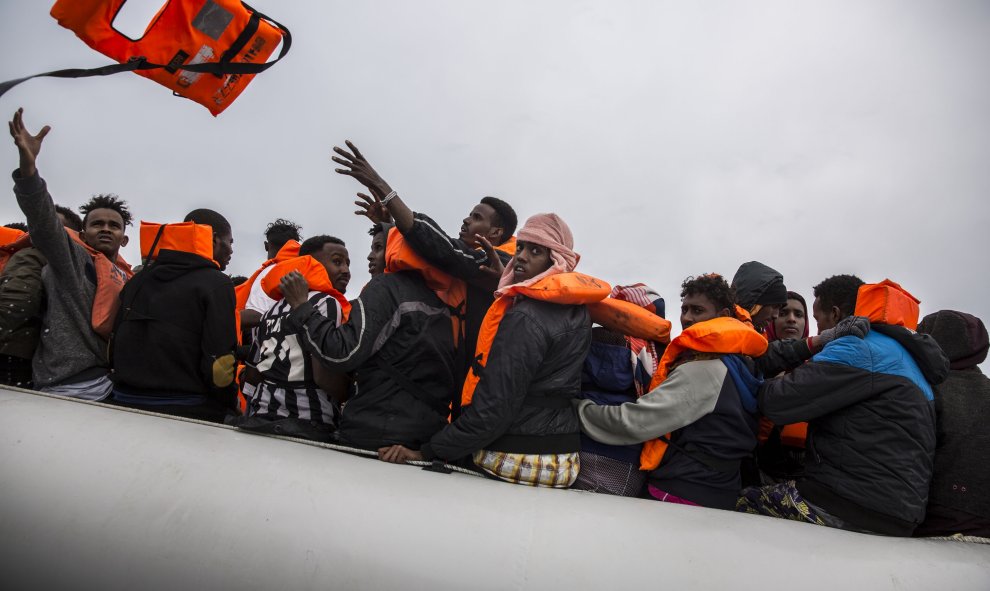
[[422, 297, 591, 461], [287, 271, 456, 450], [110, 249, 238, 408], [759, 324, 949, 536]]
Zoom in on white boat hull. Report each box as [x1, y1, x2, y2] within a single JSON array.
[[0, 387, 987, 590]]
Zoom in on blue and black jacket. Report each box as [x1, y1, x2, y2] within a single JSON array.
[[759, 324, 949, 536]]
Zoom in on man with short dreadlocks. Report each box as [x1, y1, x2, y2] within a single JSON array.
[[8, 108, 134, 400]]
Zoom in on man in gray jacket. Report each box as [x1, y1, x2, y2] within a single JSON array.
[[8, 108, 133, 400]]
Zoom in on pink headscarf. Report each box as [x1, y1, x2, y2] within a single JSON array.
[[495, 213, 580, 296]]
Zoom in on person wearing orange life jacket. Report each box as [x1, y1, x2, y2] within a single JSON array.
[[238, 218, 303, 336], [576, 274, 768, 508], [8, 108, 133, 400], [739, 275, 946, 536], [234, 236, 352, 439], [379, 214, 603, 488], [276, 229, 457, 451], [109, 210, 239, 423], [332, 141, 517, 418], [0, 207, 82, 389]]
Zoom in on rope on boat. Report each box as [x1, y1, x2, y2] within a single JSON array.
[[6, 385, 484, 478]]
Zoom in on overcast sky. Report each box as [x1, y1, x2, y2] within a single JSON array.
[[1, 1, 988, 355]]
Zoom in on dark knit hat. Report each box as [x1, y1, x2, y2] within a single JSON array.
[[917, 310, 989, 370], [731, 261, 787, 310]]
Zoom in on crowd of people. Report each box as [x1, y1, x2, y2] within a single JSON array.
[[3, 108, 987, 539]]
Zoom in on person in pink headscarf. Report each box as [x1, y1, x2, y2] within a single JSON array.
[[379, 213, 608, 488]]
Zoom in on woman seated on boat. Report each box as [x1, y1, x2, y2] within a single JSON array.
[[378, 213, 601, 488]]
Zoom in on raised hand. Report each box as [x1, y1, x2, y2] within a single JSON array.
[[8, 108, 50, 178], [333, 140, 392, 200], [279, 270, 310, 309], [354, 192, 393, 224], [475, 234, 505, 283]]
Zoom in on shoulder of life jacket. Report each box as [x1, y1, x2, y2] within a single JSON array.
[[495, 235, 516, 257], [0, 229, 32, 275], [640, 316, 767, 471], [589, 297, 672, 343], [50, 0, 285, 115], [64, 228, 133, 339], [461, 272, 611, 408], [854, 279, 920, 330], [260, 255, 351, 322], [235, 239, 302, 311], [140, 221, 216, 265]]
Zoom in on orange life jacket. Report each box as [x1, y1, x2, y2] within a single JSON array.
[[588, 297, 672, 343], [461, 272, 612, 407], [854, 279, 920, 330], [0, 228, 31, 274], [235, 240, 300, 312], [66, 230, 134, 340], [757, 417, 808, 448], [49, 0, 289, 115], [640, 316, 768, 471], [261, 256, 350, 323], [140, 221, 216, 264]]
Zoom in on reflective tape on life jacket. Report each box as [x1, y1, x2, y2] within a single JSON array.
[[384, 227, 467, 345], [261, 255, 350, 323], [461, 272, 611, 408], [66, 230, 133, 340], [0, 229, 31, 274], [854, 279, 920, 330], [22, 0, 293, 116], [640, 316, 768, 471], [588, 297, 672, 343], [140, 221, 216, 265]]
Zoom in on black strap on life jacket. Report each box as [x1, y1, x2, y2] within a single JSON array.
[[0, 3, 291, 99]]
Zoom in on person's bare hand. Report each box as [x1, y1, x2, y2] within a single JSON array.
[[377, 444, 424, 464], [8, 108, 50, 178], [476, 234, 505, 282], [333, 140, 392, 200], [279, 271, 310, 309], [354, 192, 393, 224]]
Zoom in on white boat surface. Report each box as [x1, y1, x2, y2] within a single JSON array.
[[0, 386, 987, 591]]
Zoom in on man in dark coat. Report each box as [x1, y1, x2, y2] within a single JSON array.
[[914, 310, 990, 538], [738, 274, 949, 536]]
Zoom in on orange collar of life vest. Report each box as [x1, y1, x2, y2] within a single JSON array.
[[854, 279, 920, 330], [140, 221, 216, 266], [66, 229, 133, 340], [639, 316, 767, 471], [460, 272, 611, 407], [235, 240, 301, 312], [0, 226, 26, 246], [261, 255, 350, 323]]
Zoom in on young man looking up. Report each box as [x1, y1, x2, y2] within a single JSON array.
[[332, 141, 517, 416], [738, 275, 948, 536], [110, 209, 240, 422], [8, 108, 133, 400]]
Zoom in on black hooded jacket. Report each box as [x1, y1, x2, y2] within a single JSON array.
[[760, 323, 949, 536], [110, 249, 238, 407]]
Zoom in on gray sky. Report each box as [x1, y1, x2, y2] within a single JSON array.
[[2, 0, 988, 354]]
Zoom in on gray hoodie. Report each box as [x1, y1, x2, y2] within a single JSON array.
[[13, 171, 119, 387]]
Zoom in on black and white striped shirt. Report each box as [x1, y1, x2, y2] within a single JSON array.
[[248, 292, 343, 425]]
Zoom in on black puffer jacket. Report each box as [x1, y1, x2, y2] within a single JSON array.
[[760, 324, 949, 536], [422, 297, 591, 461], [287, 271, 456, 450]]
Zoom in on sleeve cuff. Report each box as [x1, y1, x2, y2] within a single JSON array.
[[12, 169, 44, 194]]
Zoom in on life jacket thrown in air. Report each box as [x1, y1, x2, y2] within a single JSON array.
[[260, 255, 351, 323], [640, 316, 768, 471], [0, 0, 291, 116], [461, 272, 612, 408]]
